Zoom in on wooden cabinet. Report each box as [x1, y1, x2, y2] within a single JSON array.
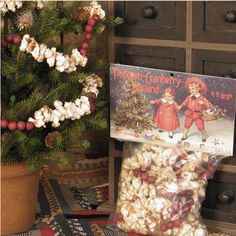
[[115, 44, 185, 71], [192, 1, 236, 44], [108, 1, 236, 234], [115, 1, 186, 40]]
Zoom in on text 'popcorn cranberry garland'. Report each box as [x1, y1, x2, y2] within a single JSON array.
[[18, 1, 105, 73], [114, 143, 224, 236], [28, 74, 103, 128]]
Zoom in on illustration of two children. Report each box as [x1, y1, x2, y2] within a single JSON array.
[[151, 77, 214, 142]]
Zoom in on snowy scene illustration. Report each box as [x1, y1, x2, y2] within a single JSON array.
[[110, 64, 236, 156]]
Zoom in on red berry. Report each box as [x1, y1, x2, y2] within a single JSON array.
[[26, 122, 34, 130], [186, 198, 194, 205], [13, 35, 21, 44], [116, 213, 123, 221], [1, 120, 8, 129], [80, 48, 87, 56], [85, 33, 92, 41], [8, 121, 17, 131], [92, 14, 100, 22], [88, 18, 96, 26], [166, 221, 174, 229], [207, 158, 216, 166], [90, 103, 95, 112], [173, 219, 182, 227], [6, 34, 14, 43], [89, 92, 96, 101], [85, 25, 93, 33], [159, 224, 167, 232], [179, 190, 186, 197], [141, 172, 148, 181], [82, 42, 89, 50], [133, 168, 141, 177], [148, 175, 156, 183], [182, 203, 191, 212], [1, 39, 8, 48], [208, 166, 216, 174], [17, 121, 26, 130]]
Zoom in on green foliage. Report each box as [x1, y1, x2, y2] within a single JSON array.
[[1, 1, 119, 168]]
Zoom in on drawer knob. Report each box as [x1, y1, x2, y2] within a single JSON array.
[[217, 190, 235, 204], [142, 6, 157, 19], [224, 10, 236, 23]]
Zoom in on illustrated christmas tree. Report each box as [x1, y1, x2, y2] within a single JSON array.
[[1, 1, 122, 169], [114, 80, 154, 134]]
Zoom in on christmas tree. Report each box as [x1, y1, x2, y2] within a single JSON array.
[[114, 80, 154, 134], [1, 1, 122, 169]]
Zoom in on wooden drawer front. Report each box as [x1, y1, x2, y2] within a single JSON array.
[[202, 171, 236, 223], [192, 50, 236, 77], [115, 1, 186, 40], [115, 44, 185, 71], [193, 1, 236, 44]]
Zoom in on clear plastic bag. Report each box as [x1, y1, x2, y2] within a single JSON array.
[[113, 142, 226, 236]]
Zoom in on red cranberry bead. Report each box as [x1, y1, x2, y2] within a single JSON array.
[[1, 120, 8, 129], [159, 224, 167, 232], [85, 25, 93, 33], [173, 219, 182, 227], [6, 34, 14, 43], [116, 213, 123, 221], [92, 14, 100, 22], [17, 121, 26, 130], [88, 18, 96, 26], [80, 49, 87, 56], [26, 121, 34, 130], [148, 175, 156, 183], [82, 42, 89, 50], [1, 40, 8, 48], [141, 172, 148, 181], [90, 103, 95, 112], [8, 121, 17, 131], [85, 33, 93, 41], [12, 35, 21, 44], [133, 168, 141, 177], [89, 92, 96, 101]]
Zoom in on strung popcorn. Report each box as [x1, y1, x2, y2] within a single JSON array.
[[115, 143, 224, 236], [19, 35, 87, 73], [82, 74, 103, 96], [29, 96, 90, 128], [28, 74, 102, 128], [0, 0, 23, 14], [86, 0, 106, 19]]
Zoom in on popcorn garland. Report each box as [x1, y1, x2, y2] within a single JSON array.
[[116, 144, 221, 236], [0, 0, 23, 14], [0, 1, 46, 14], [18, 1, 105, 73], [28, 74, 103, 128]]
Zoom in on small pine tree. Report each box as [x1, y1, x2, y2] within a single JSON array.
[[114, 80, 154, 134], [1, 1, 122, 169]]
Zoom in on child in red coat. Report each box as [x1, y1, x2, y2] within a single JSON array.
[[178, 77, 214, 142], [151, 87, 180, 138]]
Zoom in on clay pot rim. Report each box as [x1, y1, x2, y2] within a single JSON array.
[[1, 163, 40, 179]]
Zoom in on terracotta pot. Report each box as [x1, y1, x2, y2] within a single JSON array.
[[1, 164, 40, 235]]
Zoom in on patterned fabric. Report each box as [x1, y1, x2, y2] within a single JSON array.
[[12, 175, 229, 236]]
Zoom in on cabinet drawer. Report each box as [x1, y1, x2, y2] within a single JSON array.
[[115, 1, 186, 40], [115, 44, 185, 71], [193, 1, 236, 44], [192, 49, 236, 78], [202, 171, 236, 223]]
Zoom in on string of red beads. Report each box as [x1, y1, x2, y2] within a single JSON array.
[[1, 120, 34, 131], [79, 14, 100, 56], [1, 34, 22, 48]]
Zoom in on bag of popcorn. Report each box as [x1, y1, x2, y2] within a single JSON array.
[[112, 142, 225, 236]]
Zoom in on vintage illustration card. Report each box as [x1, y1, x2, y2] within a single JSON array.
[[110, 64, 236, 156]]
